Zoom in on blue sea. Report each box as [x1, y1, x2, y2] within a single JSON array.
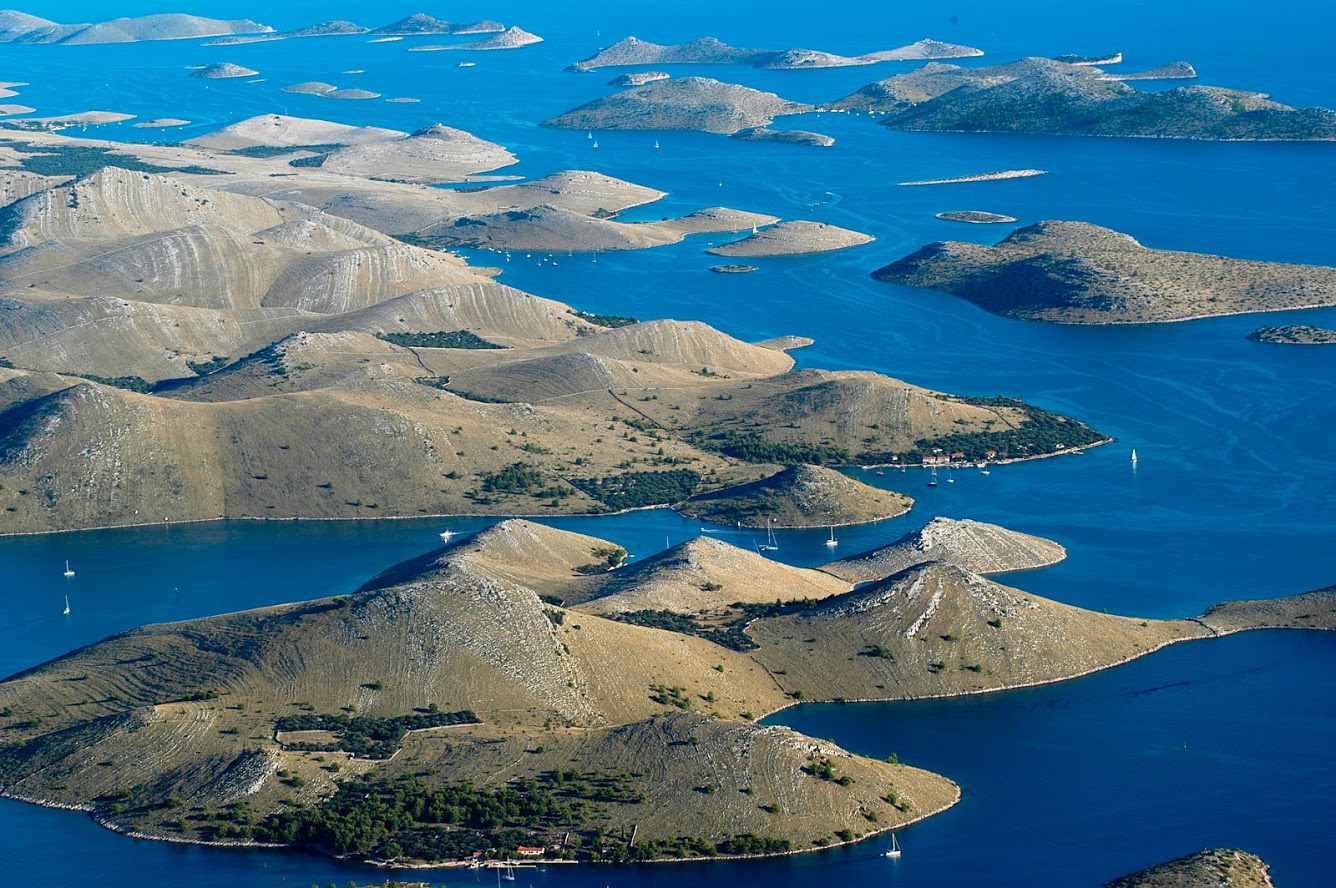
[[1, 0, 1334, 884]]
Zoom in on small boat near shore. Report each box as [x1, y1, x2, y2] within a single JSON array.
[[63, 560, 75, 578], [824, 525, 838, 548], [884, 832, 902, 858]]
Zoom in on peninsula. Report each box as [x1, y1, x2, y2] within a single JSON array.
[[706, 221, 874, 256], [873, 221, 1336, 323], [568, 35, 982, 72], [676, 464, 912, 527], [831, 57, 1336, 140], [1105, 849, 1275, 888], [0, 519, 1330, 864]]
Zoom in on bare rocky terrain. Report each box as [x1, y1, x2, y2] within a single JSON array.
[[0, 10, 270, 44], [874, 221, 1336, 323], [730, 127, 835, 147], [822, 517, 1067, 583], [1105, 849, 1275, 888]]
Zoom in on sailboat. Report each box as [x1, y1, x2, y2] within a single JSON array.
[[928, 466, 938, 487], [1131, 448, 1138, 465], [586, 131, 592, 139], [979, 461, 990, 475], [824, 525, 838, 548], [759, 520, 779, 552], [591, 140, 599, 149], [439, 529, 454, 543], [63, 560, 75, 578], [884, 832, 902, 858], [63, 595, 70, 616], [653, 139, 660, 149], [946, 466, 956, 484]]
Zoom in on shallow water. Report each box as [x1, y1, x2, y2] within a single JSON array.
[[2, 0, 1334, 883]]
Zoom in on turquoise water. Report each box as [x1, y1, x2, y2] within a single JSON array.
[[2, 0, 1335, 883]]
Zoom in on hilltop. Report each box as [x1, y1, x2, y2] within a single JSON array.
[[822, 517, 1066, 583], [542, 77, 813, 134], [873, 221, 1336, 323], [567, 35, 981, 72], [2, 520, 1329, 863], [678, 464, 912, 528], [1105, 849, 1274, 888], [837, 57, 1336, 140]]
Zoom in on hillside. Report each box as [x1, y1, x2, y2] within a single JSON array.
[[1105, 849, 1274, 888], [542, 77, 813, 134], [567, 35, 981, 72], [678, 464, 912, 527], [872, 221, 1336, 323], [1247, 325, 1336, 344], [839, 57, 1336, 139], [3, 520, 1328, 862], [822, 517, 1066, 583]]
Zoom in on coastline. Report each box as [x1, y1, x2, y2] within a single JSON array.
[[0, 439, 1109, 539]]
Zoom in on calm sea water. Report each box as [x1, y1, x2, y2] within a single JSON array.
[[2, 0, 1334, 884]]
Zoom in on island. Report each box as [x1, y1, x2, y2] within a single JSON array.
[[411, 27, 543, 52], [1105, 849, 1275, 888], [542, 77, 813, 134], [1246, 324, 1336, 344], [899, 170, 1047, 186], [730, 127, 834, 147], [935, 211, 1018, 224], [709, 264, 759, 274], [567, 35, 982, 72], [0, 518, 1330, 864], [203, 14, 510, 45], [829, 57, 1336, 140], [873, 221, 1336, 324], [0, 10, 270, 44], [189, 63, 259, 80], [281, 82, 380, 100], [706, 221, 874, 256]]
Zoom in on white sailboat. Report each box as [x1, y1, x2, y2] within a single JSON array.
[[1131, 448, 1138, 465], [591, 140, 598, 149], [824, 525, 838, 548], [654, 139, 660, 149], [63, 560, 75, 578], [884, 832, 902, 858], [928, 466, 938, 487], [439, 529, 454, 543], [63, 595, 70, 616], [946, 466, 956, 483], [759, 520, 779, 552]]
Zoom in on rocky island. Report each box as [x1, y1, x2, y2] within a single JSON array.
[[0, 517, 1329, 864], [730, 127, 834, 147], [608, 71, 670, 87], [189, 63, 259, 80], [543, 77, 813, 134], [831, 57, 1336, 140], [1246, 324, 1336, 344], [568, 35, 982, 72], [935, 210, 1019, 224], [874, 221, 1336, 323], [706, 221, 874, 256], [1105, 849, 1275, 888]]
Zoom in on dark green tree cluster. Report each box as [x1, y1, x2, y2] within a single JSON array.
[[701, 431, 849, 466], [376, 331, 504, 350], [9, 142, 224, 177], [569, 469, 700, 510], [569, 310, 639, 328], [275, 711, 480, 759]]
